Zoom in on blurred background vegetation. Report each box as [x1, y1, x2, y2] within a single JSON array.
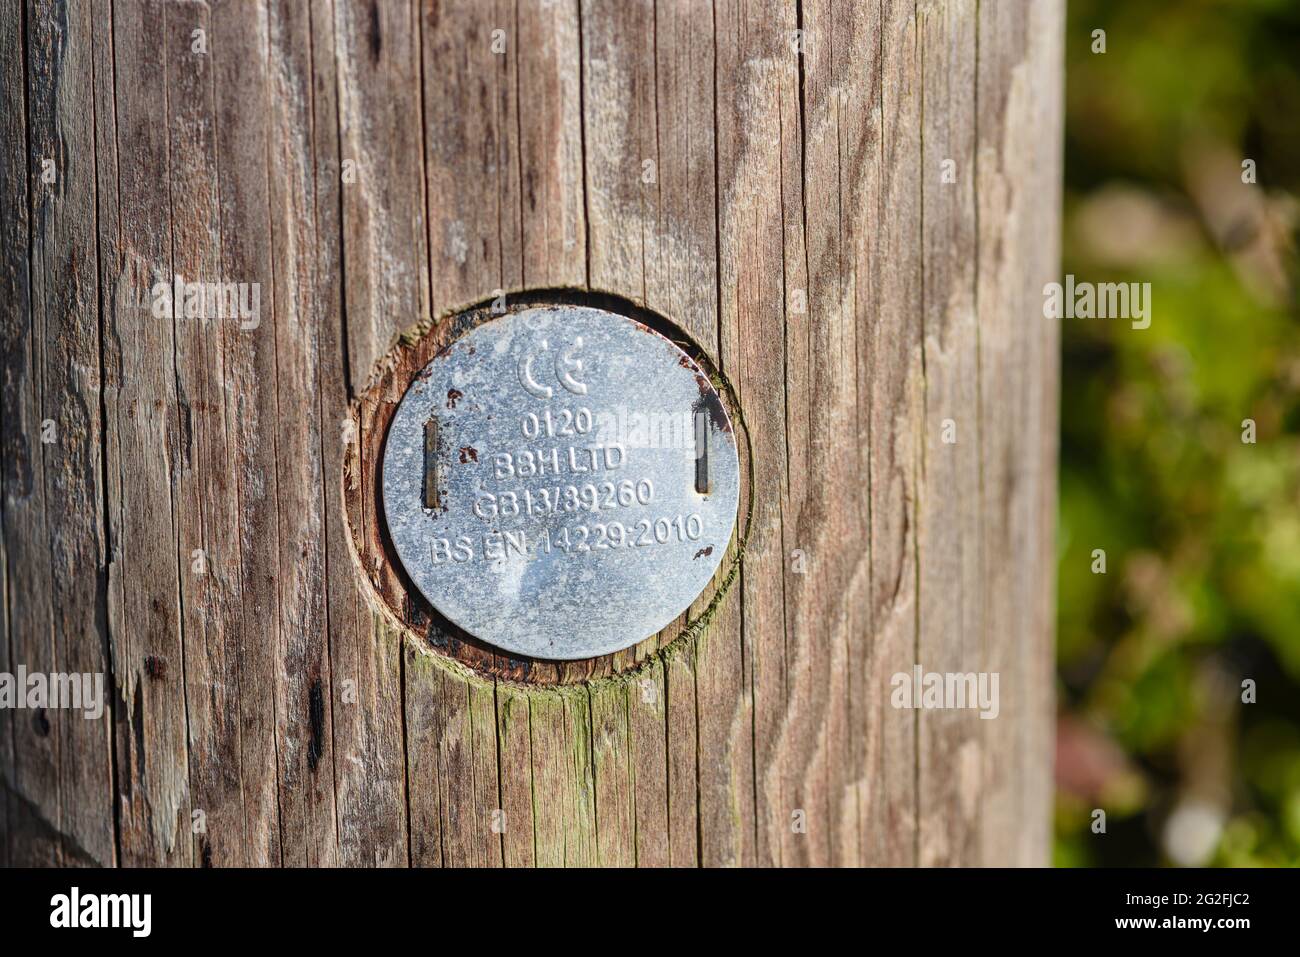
[[1056, 0, 1300, 866]]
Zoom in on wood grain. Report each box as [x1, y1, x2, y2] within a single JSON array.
[[0, 0, 1062, 867]]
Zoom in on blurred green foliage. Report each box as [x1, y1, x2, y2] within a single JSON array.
[[1058, 0, 1300, 866]]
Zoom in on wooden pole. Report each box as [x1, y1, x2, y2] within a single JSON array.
[[0, 0, 1062, 867]]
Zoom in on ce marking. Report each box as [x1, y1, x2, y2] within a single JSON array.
[[517, 337, 589, 399]]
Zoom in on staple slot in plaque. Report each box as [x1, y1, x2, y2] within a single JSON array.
[[695, 408, 710, 494], [422, 415, 440, 510]]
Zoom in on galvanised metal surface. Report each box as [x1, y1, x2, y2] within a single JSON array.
[[382, 305, 740, 660]]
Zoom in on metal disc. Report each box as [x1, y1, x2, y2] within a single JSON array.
[[382, 305, 741, 660]]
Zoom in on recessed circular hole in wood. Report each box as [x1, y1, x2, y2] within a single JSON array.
[[344, 289, 752, 686]]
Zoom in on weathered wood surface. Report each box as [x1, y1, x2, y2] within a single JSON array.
[[0, 0, 1062, 867]]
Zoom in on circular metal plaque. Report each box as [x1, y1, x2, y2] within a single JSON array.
[[382, 305, 740, 660]]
